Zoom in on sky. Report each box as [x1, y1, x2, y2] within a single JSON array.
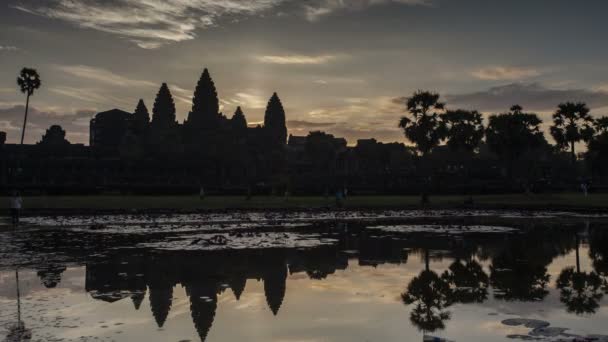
[[1, 0, 608, 145]]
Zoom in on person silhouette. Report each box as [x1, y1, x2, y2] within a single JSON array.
[[9, 190, 22, 226]]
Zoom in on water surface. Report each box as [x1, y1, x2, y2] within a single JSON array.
[[1, 211, 607, 341]]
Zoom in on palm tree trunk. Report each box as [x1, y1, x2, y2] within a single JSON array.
[[425, 249, 430, 272], [20, 94, 30, 145], [16, 268, 21, 325], [575, 234, 580, 273], [571, 141, 576, 164]]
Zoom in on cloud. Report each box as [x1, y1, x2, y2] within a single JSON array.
[[256, 55, 337, 65], [14, 0, 285, 48], [0, 105, 96, 144], [291, 96, 407, 144], [313, 77, 366, 85], [50, 86, 133, 108], [0, 45, 18, 51], [56, 65, 156, 87], [304, 0, 435, 21], [14, 0, 437, 48], [471, 66, 542, 80], [167, 84, 193, 105], [446, 83, 608, 112], [223, 92, 268, 109], [287, 120, 337, 129]]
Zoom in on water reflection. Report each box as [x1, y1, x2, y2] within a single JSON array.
[[2, 217, 608, 341], [401, 250, 452, 333], [556, 233, 606, 315]]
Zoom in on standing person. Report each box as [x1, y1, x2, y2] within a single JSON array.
[[199, 186, 205, 200], [9, 191, 22, 226], [581, 182, 588, 197], [335, 189, 344, 208]]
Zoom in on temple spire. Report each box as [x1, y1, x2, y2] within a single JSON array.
[[133, 99, 150, 124], [264, 92, 287, 146], [188, 68, 220, 129], [231, 106, 247, 132], [151, 83, 176, 128]]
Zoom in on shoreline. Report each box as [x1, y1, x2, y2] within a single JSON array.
[[1, 193, 607, 216]]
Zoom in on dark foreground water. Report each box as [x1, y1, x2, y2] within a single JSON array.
[[1, 210, 608, 342]]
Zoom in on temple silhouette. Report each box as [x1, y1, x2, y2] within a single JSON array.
[[1, 67, 606, 194]]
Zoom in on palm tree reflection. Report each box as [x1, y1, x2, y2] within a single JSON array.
[[556, 234, 605, 315], [6, 268, 32, 342], [442, 259, 489, 304], [401, 249, 452, 333]]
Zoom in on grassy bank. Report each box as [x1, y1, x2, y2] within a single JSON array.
[[0, 193, 606, 213]]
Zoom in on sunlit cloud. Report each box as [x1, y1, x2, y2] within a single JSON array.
[[313, 77, 366, 85], [256, 55, 338, 65], [13, 1, 438, 49], [14, 0, 285, 48], [56, 65, 156, 87], [295, 96, 406, 143], [304, 0, 435, 21], [233, 92, 268, 109], [471, 66, 542, 80], [0, 45, 18, 51], [446, 83, 608, 112], [50, 86, 132, 108]]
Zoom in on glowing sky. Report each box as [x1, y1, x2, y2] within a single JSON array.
[[1, 0, 608, 144]]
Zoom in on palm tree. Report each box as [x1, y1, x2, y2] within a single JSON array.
[[550, 102, 595, 163], [17, 68, 41, 145], [398, 91, 445, 203], [486, 105, 546, 180], [398, 90, 445, 156]]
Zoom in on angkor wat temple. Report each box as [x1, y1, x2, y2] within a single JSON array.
[[0, 68, 593, 194], [0, 68, 424, 195]]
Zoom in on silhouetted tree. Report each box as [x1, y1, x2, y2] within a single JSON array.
[[587, 117, 608, 179], [36, 263, 67, 288], [398, 91, 445, 156], [595, 116, 608, 135], [556, 235, 604, 315], [550, 102, 595, 163], [401, 249, 452, 333], [17, 67, 41, 144], [188, 68, 220, 129], [264, 92, 287, 146], [490, 240, 551, 302], [440, 109, 484, 152], [589, 227, 608, 277], [151, 83, 176, 129], [486, 105, 546, 178], [38, 125, 70, 146], [442, 259, 489, 304], [402, 270, 451, 333]]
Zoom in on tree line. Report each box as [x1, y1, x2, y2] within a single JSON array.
[[399, 90, 608, 181]]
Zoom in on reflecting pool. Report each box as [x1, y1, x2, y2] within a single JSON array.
[[1, 210, 608, 341]]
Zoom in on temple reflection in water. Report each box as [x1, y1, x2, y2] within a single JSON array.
[[12, 218, 605, 340]]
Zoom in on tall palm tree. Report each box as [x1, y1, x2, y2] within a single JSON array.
[[550, 102, 595, 163], [17, 68, 41, 145]]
